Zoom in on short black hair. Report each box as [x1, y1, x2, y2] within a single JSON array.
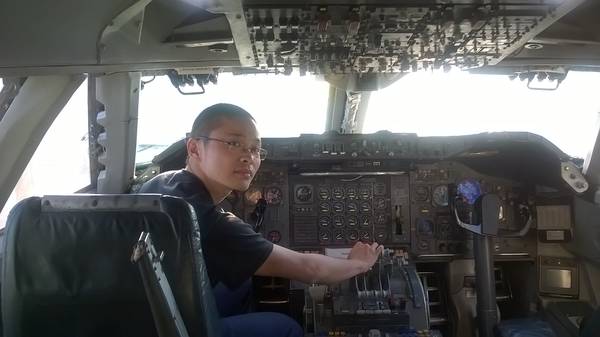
[[189, 103, 255, 138]]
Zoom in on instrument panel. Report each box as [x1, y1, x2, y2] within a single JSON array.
[[200, 132, 577, 337], [226, 133, 558, 259], [409, 162, 535, 257], [289, 173, 410, 248]]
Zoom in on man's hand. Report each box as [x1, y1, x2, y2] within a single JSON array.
[[347, 242, 384, 273], [257, 242, 385, 284]]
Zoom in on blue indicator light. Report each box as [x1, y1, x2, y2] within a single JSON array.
[[457, 179, 482, 205]]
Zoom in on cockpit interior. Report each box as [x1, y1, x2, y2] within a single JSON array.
[[1, 1, 600, 337]]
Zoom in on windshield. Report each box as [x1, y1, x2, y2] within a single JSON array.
[[137, 73, 330, 164], [137, 70, 600, 164], [364, 70, 600, 159]]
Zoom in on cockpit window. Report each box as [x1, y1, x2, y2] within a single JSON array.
[[136, 73, 330, 164], [0, 79, 90, 228], [364, 70, 600, 159]]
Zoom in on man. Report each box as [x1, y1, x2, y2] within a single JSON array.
[[140, 103, 383, 337]]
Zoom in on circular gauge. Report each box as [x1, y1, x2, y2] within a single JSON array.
[[417, 218, 434, 235], [319, 216, 330, 228], [457, 179, 482, 205], [264, 186, 282, 205], [318, 187, 330, 200], [432, 185, 449, 207], [415, 186, 429, 201], [375, 231, 387, 241], [319, 230, 331, 242], [332, 186, 344, 199], [359, 187, 371, 200], [347, 216, 358, 228], [346, 186, 357, 200], [267, 230, 281, 243], [438, 222, 452, 235], [347, 230, 359, 241], [360, 201, 372, 213], [244, 187, 262, 205], [319, 202, 330, 213], [376, 213, 387, 225], [334, 230, 345, 242], [374, 198, 386, 210], [333, 215, 344, 228], [295, 185, 312, 203], [346, 202, 358, 213], [333, 202, 344, 213]]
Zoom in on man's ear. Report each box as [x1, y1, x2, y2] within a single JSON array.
[[186, 138, 202, 160]]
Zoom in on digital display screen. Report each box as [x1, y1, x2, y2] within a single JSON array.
[[545, 269, 572, 289]]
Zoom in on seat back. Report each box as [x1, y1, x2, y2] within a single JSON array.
[[1, 194, 221, 337]]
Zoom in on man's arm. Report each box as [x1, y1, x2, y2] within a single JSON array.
[[255, 242, 383, 284]]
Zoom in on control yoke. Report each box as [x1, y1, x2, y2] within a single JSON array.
[[452, 194, 532, 238], [450, 192, 533, 337]]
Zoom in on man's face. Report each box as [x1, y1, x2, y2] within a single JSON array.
[[191, 117, 262, 193]]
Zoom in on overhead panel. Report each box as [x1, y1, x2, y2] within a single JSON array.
[[0, 0, 588, 75], [242, 0, 583, 75]]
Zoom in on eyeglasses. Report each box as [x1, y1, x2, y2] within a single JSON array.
[[192, 136, 267, 161]]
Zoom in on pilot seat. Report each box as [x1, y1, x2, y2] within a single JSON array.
[[1, 194, 221, 337]]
